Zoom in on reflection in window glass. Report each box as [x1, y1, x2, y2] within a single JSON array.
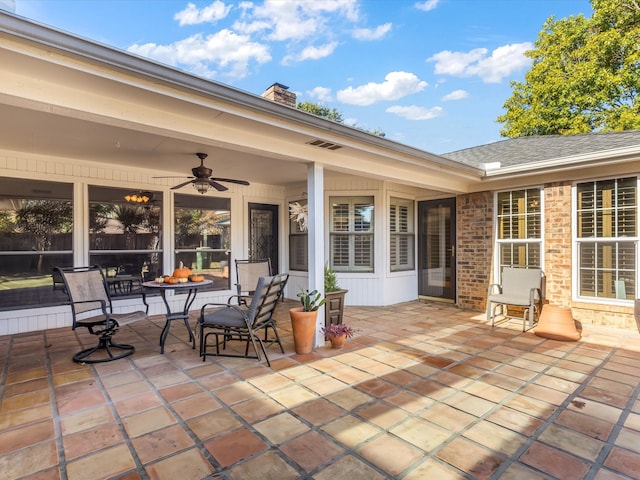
[[0, 177, 73, 310], [174, 194, 230, 290], [88, 186, 163, 282]]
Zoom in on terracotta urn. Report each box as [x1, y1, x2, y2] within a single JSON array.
[[535, 305, 581, 341], [289, 308, 317, 354]]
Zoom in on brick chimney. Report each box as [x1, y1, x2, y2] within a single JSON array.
[[262, 82, 296, 107]]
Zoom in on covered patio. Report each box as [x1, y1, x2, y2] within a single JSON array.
[[1, 301, 639, 479]]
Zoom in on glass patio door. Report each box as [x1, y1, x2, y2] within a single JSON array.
[[248, 203, 279, 273], [418, 198, 456, 301]]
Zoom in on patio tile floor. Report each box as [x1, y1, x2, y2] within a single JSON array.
[[1, 300, 640, 479]]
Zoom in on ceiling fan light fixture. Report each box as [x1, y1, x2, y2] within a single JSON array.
[[124, 191, 152, 204], [193, 180, 210, 195]]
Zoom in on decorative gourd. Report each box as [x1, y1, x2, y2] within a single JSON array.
[[172, 261, 192, 279], [165, 277, 179, 284], [189, 274, 204, 283]]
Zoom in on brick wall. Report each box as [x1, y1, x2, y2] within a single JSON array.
[[543, 181, 572, 306], [456, 191, 493, 311]]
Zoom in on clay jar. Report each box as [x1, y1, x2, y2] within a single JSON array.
[[289, 308, 318, 354], [535, 305, 581, 341]]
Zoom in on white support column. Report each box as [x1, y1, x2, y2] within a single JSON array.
[[307, 163, 325, 347]]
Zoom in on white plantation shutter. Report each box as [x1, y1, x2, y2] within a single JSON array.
[[330, 197, 374, 272], [576, 178, 637, 300], [389, 198, 414, 271], [496, 188, 542, 269]]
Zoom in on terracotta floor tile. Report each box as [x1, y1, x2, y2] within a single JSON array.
[[499, 462, 549, 479], [385, 390, 434, 413], [226, 450, 301, 480], [3, 377, 49, 397], [615, 427, 640, 453], [131, 424, 194, 464], [122, 407, 177, 438], [104, 380, 153, 401], [355, 401, 408, 429], [624, 412, 640, 432], [212, 381, 262, 405], [357, 433, 423, 476], [423, 403, 476, 432], [300, 374, 348, 396], [171, 393, 221, 421], [314, 454, 388, 480], [505, 394, 556, 420], [0, 419, 55, 455], [325, 386, 372, 410], [99, 370, 144, 389], [443, 391, 496, 417], [567, 397, 623, 424], [581, 385, 632, 409], [464, 420, 527, 456], [62, 422, 125, 460], [322, 414, 381, 449], [280, 430, 343, 472], [556, 409, 615, 440], [487, 407, 544, 437], [0, 404, 53, 431], [254, 412, 309, 444], [437, 437, 503, 480], [205, 427, 267, 467], [66, 443, 136, 480], [390, 417, 451, 452], [268, 383, 319, 408], [603, 447, 640, 480], [291, 397, 345, 426], [464, 380, 512, 403], [113, 391, 164, 418], [520, 441, 591, 480], [538, 424, 605, 461], [403, 457, 467, 479], [1, 389, 51, 412], [186, 409, 242, 441], [0, 441, 58, 479], [145, 447, 216, 480]]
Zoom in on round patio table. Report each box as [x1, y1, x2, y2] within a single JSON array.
[[143, 280, 213, 353]]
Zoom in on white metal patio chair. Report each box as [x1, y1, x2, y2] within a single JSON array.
[[486, 266, 544, 331]]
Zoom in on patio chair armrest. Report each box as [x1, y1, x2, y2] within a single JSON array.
[[530, 287, 542, 304], [200, 302, 247, 318], [227, 294, 251, 305], [72, 298, 109, 313], [487, 283, 502, 295]]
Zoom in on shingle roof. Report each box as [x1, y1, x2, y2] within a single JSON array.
[[442, 130, 640, 169]]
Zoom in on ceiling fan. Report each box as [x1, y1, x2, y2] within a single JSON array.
[[155, 153, 250, 194]]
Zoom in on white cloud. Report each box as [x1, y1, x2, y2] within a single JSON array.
[[283, 42, 338, 64], [387, 105, 443, 120], [352, 22, 392, 41], [415, 0, 439, 12], [441, 89, 468, 101], [308, 86, 334, 102], [174, 1, 232, 26], [128, 29, 271, 79], [236, 0, 359, 41], [337, 71, 428, 106], [427, 42, 532, 83]]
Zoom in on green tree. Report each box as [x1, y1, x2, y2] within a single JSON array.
[[297, 101, 344, 123], [498, 0, 640, 137]]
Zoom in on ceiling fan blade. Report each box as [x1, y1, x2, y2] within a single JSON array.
[[208, 179, 228, 192], [171, 180, 195, 190], [211, 177, 250, 186]]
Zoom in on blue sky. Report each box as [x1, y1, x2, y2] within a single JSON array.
[[7, 0, 593, 154]]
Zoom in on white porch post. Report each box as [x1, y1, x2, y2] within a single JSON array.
[[307, 163, 325, 347]]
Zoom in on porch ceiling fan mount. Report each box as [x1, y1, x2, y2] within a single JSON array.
[[154, 152, 250, 194]]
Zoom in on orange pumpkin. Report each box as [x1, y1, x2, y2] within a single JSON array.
[[189, 274, 204, 283], [172, 261, 192, 279], [165, 277, 179, 284]]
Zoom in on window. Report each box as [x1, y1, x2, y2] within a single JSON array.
[[576, 177, 637, 300], [0, 177, 73, 310], [389, 197, 414, 271], [174, 194, 230, 290], [330, 196, 374, 272], [88, 186, 163, 281], [289, 200, 308, 271], [496, 188, 542, 269]]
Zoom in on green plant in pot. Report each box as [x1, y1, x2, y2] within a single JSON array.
[[289, 288, 326, 354], [324, 264, 348, 334]]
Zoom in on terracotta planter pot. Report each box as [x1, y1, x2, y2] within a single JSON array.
[[535, 305, 581, 341], [328, 332, 347, 349], [289, 308, 318, 354]]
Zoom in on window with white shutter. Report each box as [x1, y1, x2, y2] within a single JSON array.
[[330, 196, 374, 272], [576, 177, 637, 300], [496, 188, 542, 269], [390, 197, 414, 271]]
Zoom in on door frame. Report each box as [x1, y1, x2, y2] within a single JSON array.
[[248, 202, 279, 273], [417, 198, 457, 302]]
